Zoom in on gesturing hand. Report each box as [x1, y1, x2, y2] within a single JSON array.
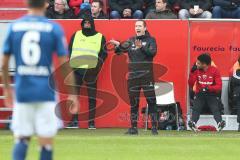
[[109, 39, 120, 47], [135, 39, 142, 49]]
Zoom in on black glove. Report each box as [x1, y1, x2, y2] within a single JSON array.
[[119, 40, 132, 52], [200, 87, 209, 94], [191, 64, 198, 73]]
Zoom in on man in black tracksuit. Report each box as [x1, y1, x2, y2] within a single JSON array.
[[110, 20, 158, 135], [229, 68, 240, 131], [68, 17, 107, 129]]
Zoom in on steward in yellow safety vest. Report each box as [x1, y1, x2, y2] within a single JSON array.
[[68, 17, 107, 129]]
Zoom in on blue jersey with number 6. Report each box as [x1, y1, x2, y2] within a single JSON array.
[[2, 15, 68, 102]]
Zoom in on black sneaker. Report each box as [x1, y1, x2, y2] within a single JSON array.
[[88, 125, 96, 130], [217, 121, 226, 132], [66, 121, 79, 129], [238, 124, 240, 132], [188, 121, 199, 132], [88, 121, 96, 130], [125, 127, 138, 135], [151, 127, 158, 135]]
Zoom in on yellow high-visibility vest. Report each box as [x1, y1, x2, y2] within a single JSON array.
[[70, 30, 102, 69]]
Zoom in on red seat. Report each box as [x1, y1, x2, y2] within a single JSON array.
[[0, 0, 27, 8]]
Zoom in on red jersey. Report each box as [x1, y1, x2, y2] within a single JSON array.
[[69, 0, 93, 15], [188, 66, 222, 94]]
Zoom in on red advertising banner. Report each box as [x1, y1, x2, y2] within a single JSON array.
[[190, 21, 240, 76], [3, 20, 240, 129], [55, 20, 189, 128]]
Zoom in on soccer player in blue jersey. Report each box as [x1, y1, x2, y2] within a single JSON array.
[[1, 0, 78, 160]]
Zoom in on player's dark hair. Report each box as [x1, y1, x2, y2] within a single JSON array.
[[136, 19, 147, 27], [27, 0, 46, 8], [197, 53, 212, 65]]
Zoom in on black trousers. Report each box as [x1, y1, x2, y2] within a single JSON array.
[[237, 100, 240, 123], [74, 70, 97, 124], [128, 76, 157, 128], [233, 95, 240, 123], [192, 93, 223, 124]]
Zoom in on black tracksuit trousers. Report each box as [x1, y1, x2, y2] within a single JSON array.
[[233, 95, 240, 123], [73, 70, 97, 124], [128, 76, 158, 128], [192, 93, 223, 124], [237, 99, 240, 123]]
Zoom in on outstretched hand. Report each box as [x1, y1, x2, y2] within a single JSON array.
[[109, 39, 120, 47], [135, 39, 142, 49]]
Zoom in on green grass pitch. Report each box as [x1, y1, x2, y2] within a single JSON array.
[[1, 129, 240, 160]]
